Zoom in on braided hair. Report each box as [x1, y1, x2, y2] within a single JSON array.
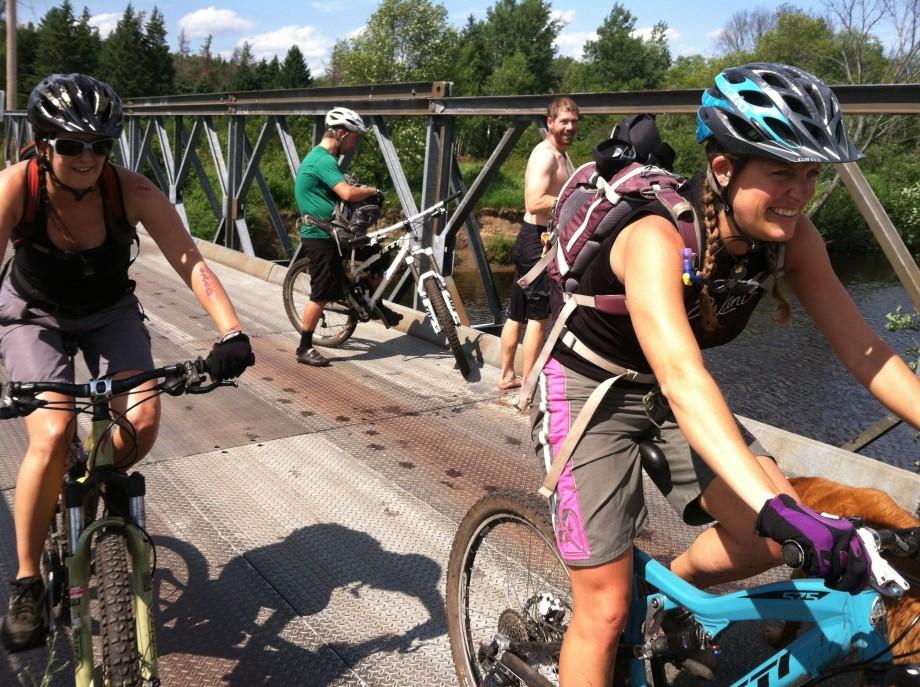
[[700, 144, 792, 329]]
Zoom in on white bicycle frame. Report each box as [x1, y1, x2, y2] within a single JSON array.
[[338, 197, 463, 332]]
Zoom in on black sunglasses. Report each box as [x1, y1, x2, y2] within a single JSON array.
[[47, 137, 115, 157]]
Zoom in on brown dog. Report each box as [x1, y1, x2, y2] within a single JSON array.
[[766, 476, 920, 669]]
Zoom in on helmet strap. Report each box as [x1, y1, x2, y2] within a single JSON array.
[[41, 157, 98, 201], [705, 163, 757, 252]]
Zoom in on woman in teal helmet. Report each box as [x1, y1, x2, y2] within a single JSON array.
[[529, 62, 918, 685]]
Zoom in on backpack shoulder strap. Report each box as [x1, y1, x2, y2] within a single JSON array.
[[22, 158, 42, 226], [100, 163, 127, 221]]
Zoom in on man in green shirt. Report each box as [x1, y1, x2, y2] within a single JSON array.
[[294, 107, 387, 367]]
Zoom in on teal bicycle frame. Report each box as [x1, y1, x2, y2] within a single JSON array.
[[624, 548, 894, 686]]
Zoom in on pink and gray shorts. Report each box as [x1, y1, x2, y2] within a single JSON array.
[[532, 357, 769, 567]]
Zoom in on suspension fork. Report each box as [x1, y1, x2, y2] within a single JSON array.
[[65, 405, 159, 685], [406, 248, 462, 331]]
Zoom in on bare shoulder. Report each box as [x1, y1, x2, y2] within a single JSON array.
[[112, 165, 168, 223], [0, 160, 30, 223], [527, 139, 557, 167], [112, 165, 162, 196]]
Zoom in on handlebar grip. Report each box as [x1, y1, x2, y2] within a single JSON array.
[[782, 541, 805, 569]]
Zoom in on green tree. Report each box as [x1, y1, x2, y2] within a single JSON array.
[[230, 42, 260, 91], [487, 50, 537, 94], [280, 45, 312, 88], [255, 56, 281, 89], [567, 4, 670, 92], [452, 16, 490, 95], [481, 0, 561, 93], [0, 20, 39, 104], [98, 5, 147, 96], [30, 1, 98, 84], [331, 0, 457, 84], [141, 7, 175, 95], [754, 9, 838, 78]]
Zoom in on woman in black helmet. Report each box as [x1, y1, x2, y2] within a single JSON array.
[[531, 63, 920, 684], [0, 74, 254, 653]]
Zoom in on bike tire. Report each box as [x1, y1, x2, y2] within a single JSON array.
[[446, 490, 569, 687], [423, 276, 470, 377], [282, 257, 358, 346], [95, 528, 141, 687]]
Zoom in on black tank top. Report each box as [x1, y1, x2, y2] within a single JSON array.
[[9, 164, 137, 317], [554, 174, 773, 381]]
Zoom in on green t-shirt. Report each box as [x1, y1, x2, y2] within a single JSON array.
[[294, 146, 345, 240]]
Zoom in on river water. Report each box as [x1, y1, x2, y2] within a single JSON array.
[[452, 254, 920, 473]]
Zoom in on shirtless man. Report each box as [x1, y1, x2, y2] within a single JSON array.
[[498, 96, 579, 390]]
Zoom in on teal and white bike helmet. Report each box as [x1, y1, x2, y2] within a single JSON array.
[[325, 107, 367, 134], [696, 62, 863, 164]]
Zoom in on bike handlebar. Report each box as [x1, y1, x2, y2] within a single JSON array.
[[782, 525, 919, 597], [0, 358, 231, 419]]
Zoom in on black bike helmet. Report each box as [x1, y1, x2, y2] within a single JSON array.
[[696, 62, 862, 164], [27, 74, 124, 138]]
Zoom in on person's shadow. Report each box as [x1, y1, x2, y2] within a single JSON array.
[[155, 523, 445, 685]]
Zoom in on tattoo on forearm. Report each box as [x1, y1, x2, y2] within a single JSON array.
[[200, 267, 217, 297]]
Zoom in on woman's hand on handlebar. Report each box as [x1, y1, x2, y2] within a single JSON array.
[[756, 493, 872, 593], [205, 331, 255, 381]]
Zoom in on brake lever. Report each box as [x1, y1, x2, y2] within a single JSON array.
[[186, 380, 238, 394], [859, 529, 910, 598]]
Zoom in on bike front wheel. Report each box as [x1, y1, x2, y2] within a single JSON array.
[[283, 257, 358, 346], [95, 528, 141, 686], [447, 491, 569, 687], [423, 276, 470, 377]]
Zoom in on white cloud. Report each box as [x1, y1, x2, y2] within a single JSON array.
[[551, 9, 576, 26], [344, 25, 366, 40], [237, 25, 335, 72], [555, 30, 596, 59], [178, 7, 255, 39], [89, 12, 120, 38]]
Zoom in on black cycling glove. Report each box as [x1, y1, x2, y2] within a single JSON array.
[[756, 493, 871, 593], [205, 331, 255, 380]]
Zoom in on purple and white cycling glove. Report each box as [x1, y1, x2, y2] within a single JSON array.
[[756, 493, 871, 593]]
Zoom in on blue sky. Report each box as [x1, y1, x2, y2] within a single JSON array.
[[22, 0, 836, 75]]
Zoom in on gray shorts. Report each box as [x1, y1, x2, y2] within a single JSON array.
[[0, 278, 153, 383], [531, 357, 769, 567]]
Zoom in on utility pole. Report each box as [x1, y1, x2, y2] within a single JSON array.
[[6, 0, 16, 110]]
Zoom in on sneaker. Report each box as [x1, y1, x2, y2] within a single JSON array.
[[373, 303, 404, 327], [296, 348, 330, 367], [1, 576, 47, 653]]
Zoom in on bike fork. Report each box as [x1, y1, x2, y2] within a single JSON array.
[[63, 503, 159, 685], [412, 267, 461, 333]]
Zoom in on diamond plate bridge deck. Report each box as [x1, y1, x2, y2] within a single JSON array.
[[0, 242, 898, 686]]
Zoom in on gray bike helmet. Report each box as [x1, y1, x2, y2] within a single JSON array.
[[325, 107, 367, 134], [27, 73, 123, 138], [696, 62, 863, 164]]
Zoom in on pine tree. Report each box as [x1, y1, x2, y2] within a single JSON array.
[[230, 42, 260, 91], [280, 45, 312, 88], [30, 0, 77, 85], [143, 7, 175, 95], [98, 5, 146, 96]]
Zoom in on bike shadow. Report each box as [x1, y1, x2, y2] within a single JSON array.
[[155, 523, 446, 685]]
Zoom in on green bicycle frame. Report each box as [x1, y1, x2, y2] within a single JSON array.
[[63, 408, 157, 686]]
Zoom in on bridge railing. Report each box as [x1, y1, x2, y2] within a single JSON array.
[[3, 81, 920, 330]]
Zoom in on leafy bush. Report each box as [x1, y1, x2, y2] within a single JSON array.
[[485, 234, 515, 264]]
